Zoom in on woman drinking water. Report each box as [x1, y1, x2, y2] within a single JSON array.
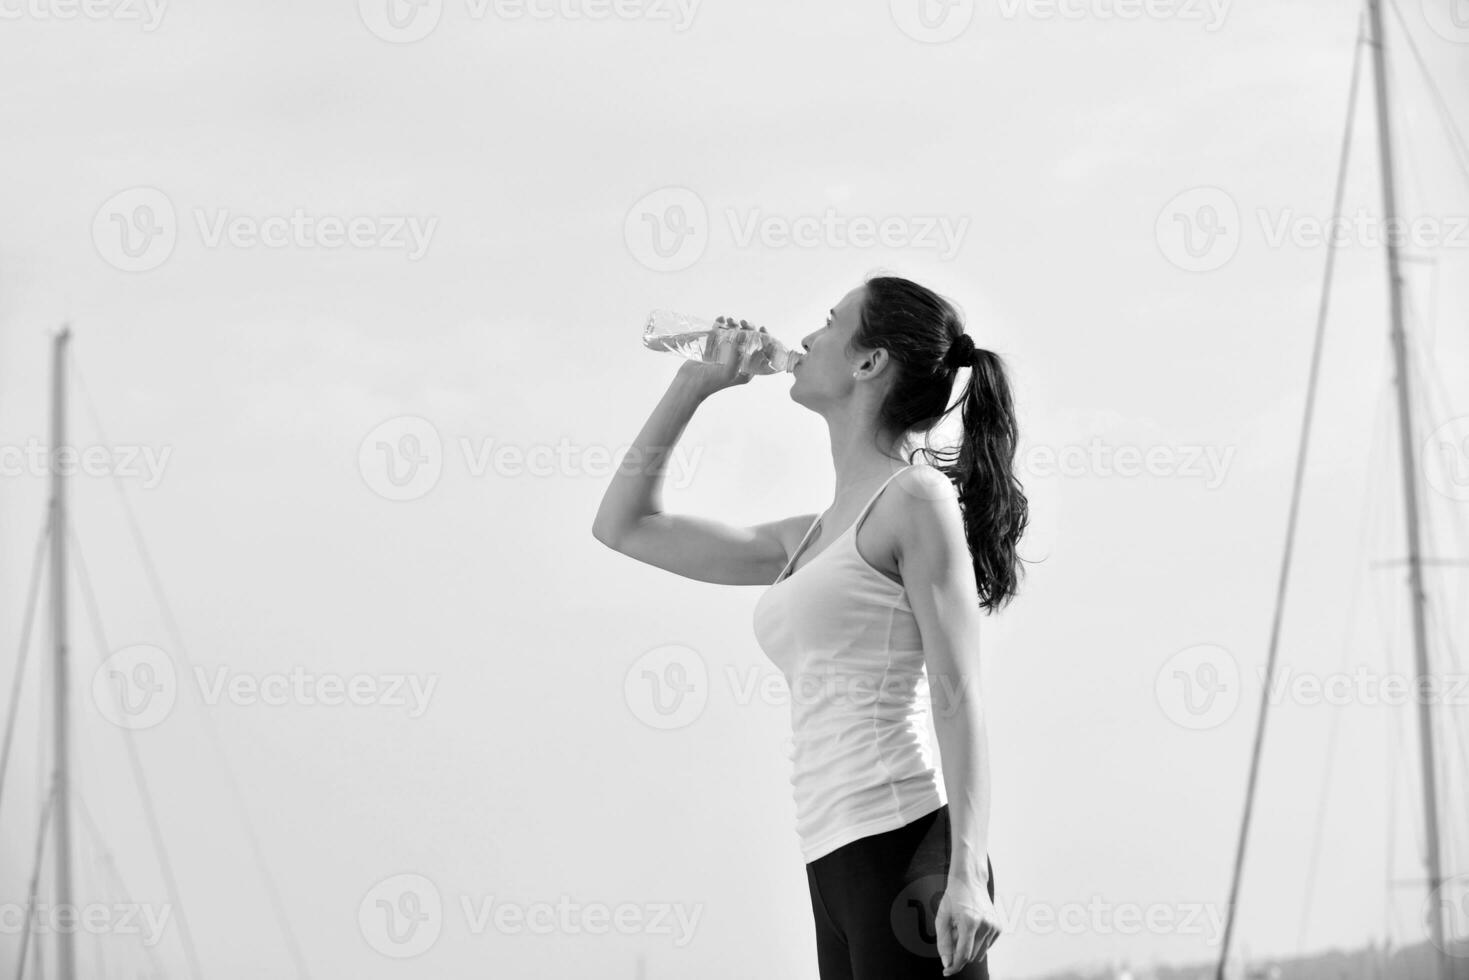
[[592, 274, 1028, 979]]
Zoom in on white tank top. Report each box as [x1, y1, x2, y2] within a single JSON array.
[[751, 463, 946, 863]]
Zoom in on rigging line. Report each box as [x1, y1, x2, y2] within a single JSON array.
[[1386, 0, 1469, 195], [1295, 381, 1385, 953], [1359, 377, 1400, 951], [65, 520, 204, 980], [1214, 14, 1368, 980], [64, 347, 310, 980], [1415, 331, 1469, 644], [1385, 676, 1403, 946], [1402, 287, 1469, 567], [1351, 370, 1398, 949], [0, 509, 50, 828], [1383, 44, 1432, 238], [73, 783, 111, 980], [1423, 599, 1469, 884], [37, 529, 50, 826], [12, 778, 56, 980], [74, 789, 171, 980], [83, 803, 126, 980], [1401, 301, 1469, 762], [74, 796, 103, 980], [1405, 427, 1469, 857], [1415, 519, 1469, 793], [1384, 549, 1429, 873]]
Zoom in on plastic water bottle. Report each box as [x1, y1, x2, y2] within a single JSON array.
[[642, 310, 804, 375]]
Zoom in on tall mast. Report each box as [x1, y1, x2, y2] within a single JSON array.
[[1364, 2, 1447, 976], [49, 325, 76, 980]]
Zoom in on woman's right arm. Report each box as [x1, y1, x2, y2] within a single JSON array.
[[591, 323, 806, 587]]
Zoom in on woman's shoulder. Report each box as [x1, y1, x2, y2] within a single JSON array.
[[894, 461, 959, 503]]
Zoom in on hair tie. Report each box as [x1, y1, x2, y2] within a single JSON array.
[[945, 332, 979, 370]]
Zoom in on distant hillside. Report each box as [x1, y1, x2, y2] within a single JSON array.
[[1028, 939, 1469, 980]]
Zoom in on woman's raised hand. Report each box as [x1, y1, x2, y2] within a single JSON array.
[[675, 316, 772, 395]]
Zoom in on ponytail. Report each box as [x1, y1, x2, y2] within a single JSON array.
[[939, 347, 1028, 611], [855, 275, 1029, 612]]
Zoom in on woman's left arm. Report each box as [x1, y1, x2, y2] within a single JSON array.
[[894, 466, 1000, 974]]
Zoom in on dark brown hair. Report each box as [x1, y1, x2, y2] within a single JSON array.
[[853, 275, 1029, 611]]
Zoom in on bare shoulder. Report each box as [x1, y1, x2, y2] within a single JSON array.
[[777, 510, 820, 559], [893, 462, 959, 505], [856, 464, 959, 574], [889, 464, 965, 554]]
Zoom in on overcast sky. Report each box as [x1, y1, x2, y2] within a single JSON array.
[[2, 1, 1469, 977]]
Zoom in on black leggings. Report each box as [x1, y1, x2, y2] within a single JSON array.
[[804, 805, 996, 980]]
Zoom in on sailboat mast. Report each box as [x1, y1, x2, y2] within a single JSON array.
[[49, 325, 76, 980], [1364, 2, 1448, 976]]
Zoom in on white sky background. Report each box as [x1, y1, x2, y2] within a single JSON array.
[[2, 1, 1469, 977]]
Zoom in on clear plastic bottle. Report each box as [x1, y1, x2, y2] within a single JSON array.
[[642, 310, 804, 375]]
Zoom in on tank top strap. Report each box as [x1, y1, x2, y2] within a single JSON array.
[[851, 463, 918, 539]]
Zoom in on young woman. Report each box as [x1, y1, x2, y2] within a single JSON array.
[[592, 275, 1028, 979]]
